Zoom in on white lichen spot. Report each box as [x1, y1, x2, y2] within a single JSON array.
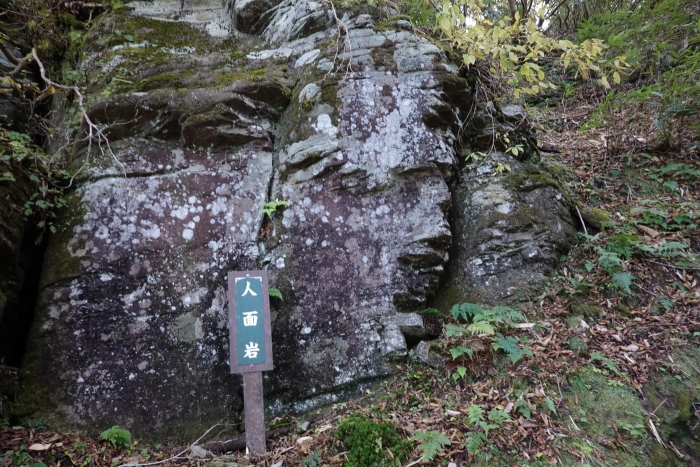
[[100, 274, 113, 282], [171, 206, 189, 220], [301, 326, 312, 335], [182, 228, 194, 240], [312, 114, 338, 137], [275, 257, 285, 269]]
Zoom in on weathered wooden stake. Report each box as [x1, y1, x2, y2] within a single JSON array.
[[228, 271, 273, 456], [243, 372, 266, 455]]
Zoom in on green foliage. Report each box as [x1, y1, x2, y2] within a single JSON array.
[[411, 430, 451, 461], [301, 451, 322, 467], [576, 0, 700, 146], [334, 417, 412, 467], [268, 287, 283, 301], [492, 333, 533, 364], [99, 425, 131, 447], [590, 352, 622, 377], [463, 405, 512, 454], [417, 307, 446, 319], [262, 199, 289, 219], [2, 446, 32, 466], [435, 1, 628, 100], [447, 303, 530, 373], [580, 201, 698, 294], [0, 120, 69, 239], [449, 302, 525, 329], [543, 396, 557, 415]]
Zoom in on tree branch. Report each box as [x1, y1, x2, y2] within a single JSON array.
[[31, 48, 125, 181]]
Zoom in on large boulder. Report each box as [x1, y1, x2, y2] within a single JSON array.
[[16, 0, 576, 438]]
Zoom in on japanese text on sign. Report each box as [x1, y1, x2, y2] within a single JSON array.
[[228, 270, 273, 373]]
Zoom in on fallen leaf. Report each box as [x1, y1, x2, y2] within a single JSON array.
[[638, 225, 660, 238], [28, 443, 52, 451]]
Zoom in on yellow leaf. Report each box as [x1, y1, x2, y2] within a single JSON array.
[[598, 76, 610, 88], [613, 71, 621, 84], [45, 85, 55, 95], [463, 54, 476, 66], [538, 70, 545, 80], [580, 68, 589, 80]]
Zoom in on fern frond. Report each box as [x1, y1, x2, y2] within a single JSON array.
[[451, 302, 484, 322], [612, 272, 634, 294], [467, 321, 496, 336], [445, 324, 470, 337]]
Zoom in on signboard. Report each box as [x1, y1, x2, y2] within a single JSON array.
[[228, 270, 273, 373]]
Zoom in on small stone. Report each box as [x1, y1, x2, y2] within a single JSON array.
[[190, 445, 208, 458], [413, 341, 442, 368], [297, 420, 310, 432]]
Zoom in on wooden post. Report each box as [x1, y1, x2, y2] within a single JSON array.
[[228, 270, 274, 456], [243, 372, 266, 455]]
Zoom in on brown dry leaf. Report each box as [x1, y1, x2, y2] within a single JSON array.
[[638, 225, 661, 238]]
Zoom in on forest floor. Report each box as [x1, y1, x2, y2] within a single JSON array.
[[2, 84, 700, 467]]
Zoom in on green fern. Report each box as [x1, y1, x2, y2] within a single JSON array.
[[612, 272, 634, 294], [262, 200, 289, 219], [465, 433, 486, 454], [99, 426, 131, 447], [268, 287, 283, 301], [492, 333, 532, 364], [412, 430, 451, 461], [467, 321, 496, 336], [450, 302, 484, 322], [488, 407, 510, 424], [655, 241, 688, 258], [597, 249, 623, 274], [449, 346, 474, 360], [467, 405, 485, 425], [445, 323, 470, 337], [543, 396, 558, 415]]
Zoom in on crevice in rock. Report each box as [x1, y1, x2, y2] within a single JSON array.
[[0, 228, 48, 367]]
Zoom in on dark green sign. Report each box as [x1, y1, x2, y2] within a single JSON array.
[[228, 271, 273, 373]]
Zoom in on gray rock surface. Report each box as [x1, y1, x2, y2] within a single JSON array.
[[17, 0, 576, 438], [439, 152, 577, 305]]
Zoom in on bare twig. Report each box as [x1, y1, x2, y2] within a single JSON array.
[[641, 258, 700, 271], [649, 398, 667, 416], [31, 48, 125, 181], [322, 0, 352, 79], [575, 205, 588, 236], [0, 43, 32, 77], [116, 419, 226, 467]]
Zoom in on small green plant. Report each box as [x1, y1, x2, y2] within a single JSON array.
[[618, 422, 647, 438], [99, 425, 131, 447], [268, 287, 283, 301], [464, 405, 511, 454], [590, 352, 622, 377], [301, 451, 322, 467], [446, 303, 530, 374], [492, 333, 533, 364], [3, 446, 33, 466], [334, 416, 412, 467], [262, 199, 289, 219], [74, 441, 87, 452], [411, 430, 451, 462]]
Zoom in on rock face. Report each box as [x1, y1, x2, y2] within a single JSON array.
[[441, 152, 577, 305], [17, 0, 576, 438]]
